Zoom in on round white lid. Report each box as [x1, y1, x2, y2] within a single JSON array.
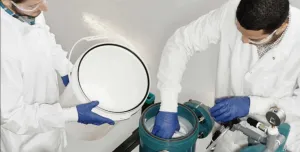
[[77, 44, 150, 113]]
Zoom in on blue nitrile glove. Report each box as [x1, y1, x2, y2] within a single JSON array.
[[152, 111, 180, 139], [76, 101, 115, 125], [210, 96, 250, 123], [61, 75, 69, 86]]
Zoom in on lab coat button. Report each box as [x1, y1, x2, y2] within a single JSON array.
[[245, 73, 250, 79]]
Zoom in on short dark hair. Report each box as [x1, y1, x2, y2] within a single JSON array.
[[236, 0, 289, 34]]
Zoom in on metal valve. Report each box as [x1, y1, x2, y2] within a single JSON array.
[[266, 107, 286, 126]]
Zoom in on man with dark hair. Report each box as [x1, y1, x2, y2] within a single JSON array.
[[153, 0, 300, 151], [1, 0, 114, 151]]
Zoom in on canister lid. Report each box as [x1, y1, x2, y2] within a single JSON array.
[[77, 43, 150, 114]]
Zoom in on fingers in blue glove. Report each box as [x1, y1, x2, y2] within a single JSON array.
[[151, 111, 180, 139], [210, 105, 229, 118], [151, 126, 160, 135], [156, 129, 174, 139], [176, 123, 180, 131], [210, 98, 230, 123], [91, 112, 115, 125], [86, 101, 100, 109], [77, 101, 115, 126], [210, 103, 222, 114], [210, 101, 228, 115], [210, 96, 250, 123], [90, 101, 115, 125], [214, 112, 231, 122]]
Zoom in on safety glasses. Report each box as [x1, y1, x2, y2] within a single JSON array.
[[235, 19, 279, 45], [11, 0, 47, 12], [248, 29, 278, 45]]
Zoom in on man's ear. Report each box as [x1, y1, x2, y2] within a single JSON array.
[[276, 19, 289, 35]]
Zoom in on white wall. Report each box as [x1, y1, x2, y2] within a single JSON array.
[[45, 0, 300, 106], [45, 1, 224, 151], [44, 0, 300, 151], [45, 0, 227, 107]]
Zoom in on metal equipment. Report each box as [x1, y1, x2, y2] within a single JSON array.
[[138, 100, 215, 152], [207, 107, 291, 152]]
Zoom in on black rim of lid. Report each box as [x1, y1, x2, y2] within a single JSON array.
[[77, 43, 150, 113]]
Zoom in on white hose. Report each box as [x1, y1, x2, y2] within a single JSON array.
[[67, 35, 108, 82]]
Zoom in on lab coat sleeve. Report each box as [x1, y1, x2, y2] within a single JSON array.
[[38, 13, 73, 77], [1, 27, 78, 135], [249, 75, 300, 118], [1, 54, 73, 135], [157, 1, 231, 112], [48, 29, 73, 77], [50, 39, 73, 77]]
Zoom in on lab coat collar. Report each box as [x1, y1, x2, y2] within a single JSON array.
[[249, 6, 298, 72], [0, 1, 35, 25]]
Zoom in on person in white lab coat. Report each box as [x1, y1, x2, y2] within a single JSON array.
[[1, 0, 115, 152], [152, 0, 300, 151]]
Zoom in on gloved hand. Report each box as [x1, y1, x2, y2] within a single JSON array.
[[61, 75, 69, 86], [210, 96, 250, 123], [76, 101, 115, 125], [151, 111, 180, 139]]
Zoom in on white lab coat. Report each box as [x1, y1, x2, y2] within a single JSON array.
[[157, 0, 300, 151], [1, 8, 73, 152]]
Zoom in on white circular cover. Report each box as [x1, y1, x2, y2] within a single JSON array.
[[78, 44, 150, 113]]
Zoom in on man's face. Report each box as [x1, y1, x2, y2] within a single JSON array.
[[11, 0, 48, 17], [235, 21, 272, 44]]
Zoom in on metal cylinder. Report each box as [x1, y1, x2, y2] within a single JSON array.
[[233, 124, 267, 144], [266, 108, 286, 126], [247, 117, 268, 133], [265, 126, 279, 152], [248, 137, 261, 145], [274, 135, 286, 151], [264, 135, 285, 152], [266, 134, 277, 151]]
